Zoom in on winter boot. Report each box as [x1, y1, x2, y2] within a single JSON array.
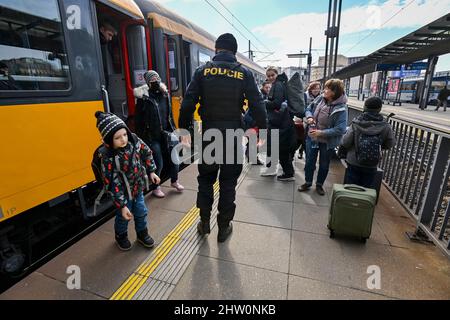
[[217, 222, 233, 243], [137, 229, 155, 248], [197, 220, 211, 236], [115, 233, 132, 251]]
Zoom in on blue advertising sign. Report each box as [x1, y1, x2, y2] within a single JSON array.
[[376, 64, 402, 71], [391, 69, 422, 78], [376, 62, 427, 72], [404, 62, 428, 71]]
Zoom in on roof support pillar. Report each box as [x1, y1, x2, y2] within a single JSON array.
[[357, 74, 364, 100], [419, 55, 439, 110]]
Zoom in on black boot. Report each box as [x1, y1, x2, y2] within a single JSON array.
[[218, 222, 233, 243], [137, 229, 155, 248], [316, 185, 326, 196], [197, 220, 211, 236], [115, 233, 132, 251]]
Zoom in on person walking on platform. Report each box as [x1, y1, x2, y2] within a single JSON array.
[[435, 86, 450, 112], [341, 97, 395, 188], [134, 70, 184, 198], [298, 79, 348, 196], [261, 67, 298, 181], [178, 33, 267, 243], [95, 112, 160, 251]]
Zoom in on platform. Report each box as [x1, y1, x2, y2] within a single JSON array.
[[1, 157, 450, 300], [347, 97, 450, 132]]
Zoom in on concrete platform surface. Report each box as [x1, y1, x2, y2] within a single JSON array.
[[1, 158, 450, 300]]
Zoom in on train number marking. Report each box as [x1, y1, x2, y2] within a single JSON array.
[[5, 207, 17, 217]]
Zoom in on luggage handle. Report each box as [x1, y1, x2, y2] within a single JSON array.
[[344, 185, 366, 192]]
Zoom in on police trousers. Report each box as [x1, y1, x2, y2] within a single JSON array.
[[197, 163, 242, 228], [197, 125, 243, 228]]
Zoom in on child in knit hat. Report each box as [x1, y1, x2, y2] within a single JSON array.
[[95, 111, 160, 251], [341, 97, 395, 189]]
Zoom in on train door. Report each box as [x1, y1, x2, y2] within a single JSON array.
[[163, 34, 184, 127], [181, 38, 192, 94], [94, 1, 149, 122]]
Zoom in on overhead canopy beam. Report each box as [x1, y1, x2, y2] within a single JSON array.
[[333, 13, 450, 79]]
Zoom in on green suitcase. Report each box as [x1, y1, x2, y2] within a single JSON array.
[[328, 184, 377, 243]]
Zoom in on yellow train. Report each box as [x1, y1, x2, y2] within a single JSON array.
[[0, 0, 265, 279]]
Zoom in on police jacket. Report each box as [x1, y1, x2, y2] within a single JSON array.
[[179, 51, 267, 130]]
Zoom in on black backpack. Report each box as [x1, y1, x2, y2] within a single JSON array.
[[286, 72, 306, 117], [90, 144, 115, 217], [355, 129, 382, 167], [90, 133, 141, 217]]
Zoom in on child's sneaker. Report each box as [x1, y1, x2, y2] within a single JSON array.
[[115, 233, 132, 251], [171, 181, 185, 192], [137, 229, 155, 248], [152, 186, 165, 198]]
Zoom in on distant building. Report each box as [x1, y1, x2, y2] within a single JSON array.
[[318, 54, 349, 69], [309, 55, 365, 82], [347, 56, 365, 65]]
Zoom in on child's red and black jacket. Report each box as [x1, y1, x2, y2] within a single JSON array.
[[100, 135, 157, 209]]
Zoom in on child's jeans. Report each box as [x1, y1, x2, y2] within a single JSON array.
[[115, 192, 148, 236], [344, 164, 377, 189]]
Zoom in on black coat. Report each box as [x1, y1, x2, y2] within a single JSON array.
[[266, 73, 298, 152], [134, 84, 176, 145], [266, 73, 289, 129]]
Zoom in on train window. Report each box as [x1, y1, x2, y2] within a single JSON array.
[[199, 51, 210, 66], [0, 0, 70, 91], [167, 37, 179, 92], [431, 81, 446, 92], [126, 25, 148, 88], [401, 82, 416, 91]]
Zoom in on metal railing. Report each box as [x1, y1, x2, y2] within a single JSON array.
[[348, 105, 450, 258]]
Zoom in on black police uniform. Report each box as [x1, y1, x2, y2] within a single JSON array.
[[179, 51, 267, 233]]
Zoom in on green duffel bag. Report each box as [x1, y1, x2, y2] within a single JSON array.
[[328, 184, 377, 243]]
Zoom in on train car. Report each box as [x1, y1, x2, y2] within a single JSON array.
[[0, 0, 266, 285], [0, 0, 150, 283], [386, 76, 450, 104]]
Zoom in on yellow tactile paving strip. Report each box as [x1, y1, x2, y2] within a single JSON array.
[[111, 163, 249, 300]]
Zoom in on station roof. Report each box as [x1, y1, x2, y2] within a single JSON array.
[[333, 13, 450, 79]]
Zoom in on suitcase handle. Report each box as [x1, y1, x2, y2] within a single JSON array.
[[344, 185, 366, 192]]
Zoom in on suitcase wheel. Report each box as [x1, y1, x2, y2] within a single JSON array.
[[329, 230, 335, 239], [360, 237, 368, 244]]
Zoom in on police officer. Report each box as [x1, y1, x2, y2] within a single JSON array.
[[179, 33, 267, 243]]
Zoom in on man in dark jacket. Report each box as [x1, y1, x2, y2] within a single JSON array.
[[342, 97, 395, 188], [179, 33, 267, 243], [435, 86, 450, 112]]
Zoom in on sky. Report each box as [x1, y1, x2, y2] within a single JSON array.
[[153, 0, 450, 72]]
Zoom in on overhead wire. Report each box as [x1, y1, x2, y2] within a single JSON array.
[[343, 0, 416, 55]]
